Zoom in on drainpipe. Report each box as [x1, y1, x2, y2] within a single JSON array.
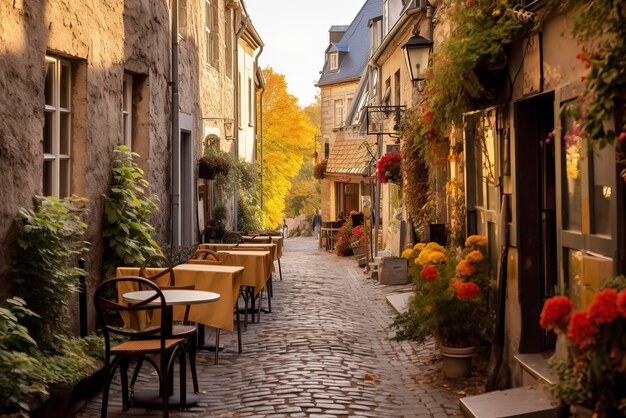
[[170, 0, 180, 248], [233, 10, 249, 232], [254, 43, 265, 211]]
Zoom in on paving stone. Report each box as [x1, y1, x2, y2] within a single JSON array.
[[76, 238, 485, 418]]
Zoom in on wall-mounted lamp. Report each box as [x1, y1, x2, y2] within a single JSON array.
[[402, 34, 432, 92], [202, 117, 235, 141]]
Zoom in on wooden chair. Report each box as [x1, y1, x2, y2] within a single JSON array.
[[136, 255, 200, 393], [187, 249, 222, 265], [221, 232, 244, 244], [94, 276, 187, 418]]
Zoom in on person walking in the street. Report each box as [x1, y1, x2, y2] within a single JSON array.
[[312, 209, 322, 239]]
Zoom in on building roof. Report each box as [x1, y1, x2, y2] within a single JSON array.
[[326, 137, 376, 175], [316, 0, 383, 87], [329, 25, 350, 32]]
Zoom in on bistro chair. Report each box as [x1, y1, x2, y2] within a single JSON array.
[[136, 255, 200, 393], [187, 249, 222, 265], [221, 232, 244, 244], [94, 276, 187, 418]]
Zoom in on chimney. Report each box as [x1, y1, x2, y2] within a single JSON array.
[[329, 25, 348, 43]]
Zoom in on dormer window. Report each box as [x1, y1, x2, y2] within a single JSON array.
[[329, 52, 338, 71]]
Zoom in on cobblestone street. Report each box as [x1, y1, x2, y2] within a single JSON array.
[[79, 237, 483, 418]]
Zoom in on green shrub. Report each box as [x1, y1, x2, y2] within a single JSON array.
[[38, 336, 101, 387], [14, 195, 89, 347], [0, 297, 47, 415], [103, 145, 161, 277], [237, 194, 264, 233]]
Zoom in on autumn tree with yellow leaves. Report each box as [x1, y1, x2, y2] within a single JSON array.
[[259, 68, 315, 227]]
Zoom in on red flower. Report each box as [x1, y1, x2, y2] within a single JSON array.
[[618, 289, 626, 317], [588, 288, 619, 324], [617, 132, 626, 142], [420, 265, 438, 281], [456, 282, 480, 301], [423, 112, 433, 122], [567, 310, 596, 349], [540, 295, 574, 331]]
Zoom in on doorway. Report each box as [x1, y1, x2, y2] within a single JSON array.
[[514, 93, 557, 352], [343, 183, 359, 216], [180, 130, 193, 245]]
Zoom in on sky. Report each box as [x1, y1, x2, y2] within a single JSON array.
[[246, 0, 366, 107]]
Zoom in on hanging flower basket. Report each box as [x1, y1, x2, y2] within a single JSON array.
[[376, 151, 401, 184], [314, 160, 327, 180], [198, 155, 230, 180]]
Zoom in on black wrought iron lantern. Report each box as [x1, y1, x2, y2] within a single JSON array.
[[402, 35, 433, 87]]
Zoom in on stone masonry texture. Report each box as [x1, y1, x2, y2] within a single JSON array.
[[78, 237, 484, 417]]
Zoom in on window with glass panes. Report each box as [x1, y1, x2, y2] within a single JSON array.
[[334, 99, 343, 127], [122, 74, 133, 148], [43, 56, 72, 198]]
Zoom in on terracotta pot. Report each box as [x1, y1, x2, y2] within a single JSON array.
[[440, 345, 475, 379], [569, 405, 595, 418]]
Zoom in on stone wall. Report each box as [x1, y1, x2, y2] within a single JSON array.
[[0, 0, 172, 332]]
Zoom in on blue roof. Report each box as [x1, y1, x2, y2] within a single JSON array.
[[316, 0, 383, 87]]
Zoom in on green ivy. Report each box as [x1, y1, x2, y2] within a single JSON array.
[[37, 336, 101, 387], [14, 195, 89, 348], [102, 145, 160, 277], [0, 297, 47, 415]]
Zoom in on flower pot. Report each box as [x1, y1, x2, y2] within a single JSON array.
[[351, 244, 366, 257], [440, 345, 475, 379], [569, 405, 594, 418]]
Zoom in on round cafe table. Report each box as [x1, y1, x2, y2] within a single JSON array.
[[122, 289, 220, 408]]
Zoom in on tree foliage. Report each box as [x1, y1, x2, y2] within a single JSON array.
[[260, 68, 316, 227], [284, 159, 321, 218]]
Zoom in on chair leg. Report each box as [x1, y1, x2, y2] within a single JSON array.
[[178, 349, 187, 411], [188, 335, 199, 393], [101, 357, 121, 418], [236, 300, 242, 353], [278, 258, 283, 280], [120, 358, 129, 411], [268, 279, 272, 313], [129, 357, 145, 399], [214, 328, 221, 364], [161, 354, 169, 418]]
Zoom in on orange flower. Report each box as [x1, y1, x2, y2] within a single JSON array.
[[466, 250, 483, 264], [465, 235, 487, 248], [455, 259, 475, 277]]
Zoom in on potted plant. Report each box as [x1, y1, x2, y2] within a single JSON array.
[[539, 277, 626, 417], [376, 151, 402, 184], [199, 154, 230, 180], [393, 236, 491, 378], [334, 221, 354, 256], [350, 225, 366, 257]]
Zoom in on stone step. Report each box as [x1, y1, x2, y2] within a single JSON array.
[[460, 386, 559, 418], [385, 292, 412, 314], [515, 353, 558, 387]]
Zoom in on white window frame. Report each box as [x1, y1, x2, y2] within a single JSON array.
[[122, 73, 133, 149], [224, 7, 233, 78], [205, 0, 213, 67], [44, 55, 72, 198], [329, 52, 338, 71], [248, 77, 253, 126], [334, 99, 344, 128]]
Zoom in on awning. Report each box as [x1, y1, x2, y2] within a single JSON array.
[[326, 137, 376, 176]]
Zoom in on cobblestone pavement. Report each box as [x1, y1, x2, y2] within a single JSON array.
[[78, 237, 484, 418]]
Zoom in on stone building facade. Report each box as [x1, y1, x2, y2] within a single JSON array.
[[0, 0, 262, 332]]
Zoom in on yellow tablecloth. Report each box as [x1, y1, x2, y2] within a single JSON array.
[[200, 243, 278, 262], [216, 250, 271, 296], [116, 264, 242, 332], [242, 236, 283, 258]]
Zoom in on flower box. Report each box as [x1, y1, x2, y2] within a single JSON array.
[[378, 257, 409, 285]]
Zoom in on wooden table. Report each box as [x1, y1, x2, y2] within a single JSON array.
[[242, 235, 284, 258], [216, 250, 272, 295], [200, 242, 278, 262], [117, 265, 242, 332]]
